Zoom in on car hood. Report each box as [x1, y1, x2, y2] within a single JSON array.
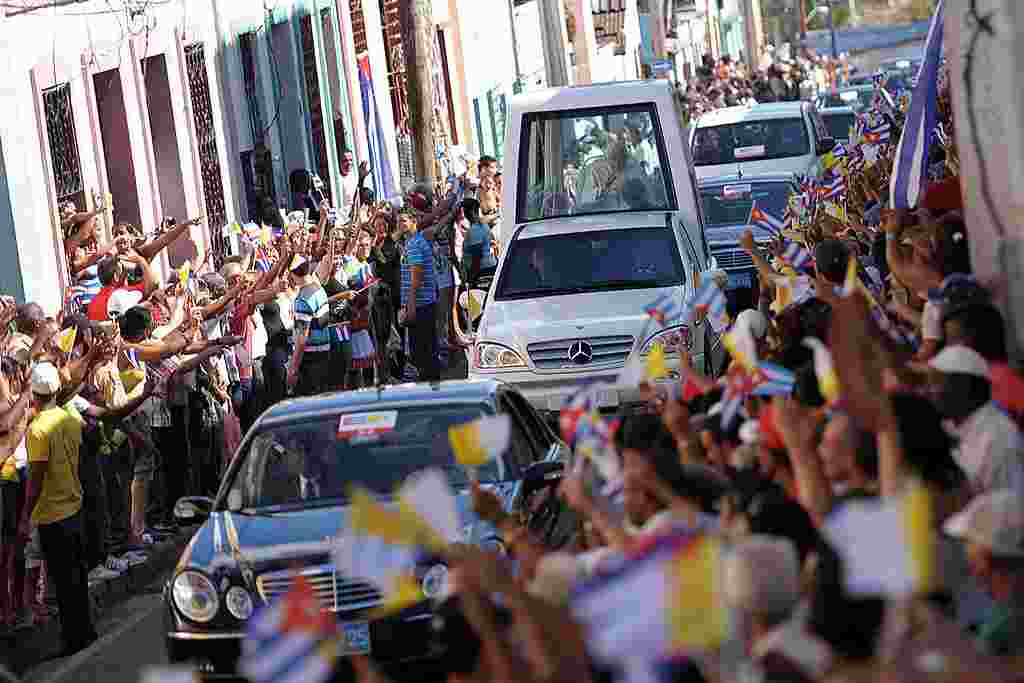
[[177, 483, 519, 580], [480, 286, 684, 352], [705, 223, 751, 245], [695, 156, 811, 179]]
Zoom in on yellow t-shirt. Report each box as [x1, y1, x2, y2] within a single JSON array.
[[27, 406, 83, 525]]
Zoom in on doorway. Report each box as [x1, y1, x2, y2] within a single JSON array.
[[94, 69, 142, 229]]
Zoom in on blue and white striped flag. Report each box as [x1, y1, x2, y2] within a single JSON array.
[[691, 279, 729, 333], [239, 578, 340, 683], [890, 0, 945, 209]]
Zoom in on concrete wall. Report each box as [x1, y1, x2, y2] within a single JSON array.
[[0, 0, 237, 313]]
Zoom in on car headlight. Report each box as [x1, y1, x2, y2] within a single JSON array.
[[640, 325, 691, 355], [172, 571, 219, 623], [421, 564, 450, 601], [225, 586, 254, 621], [474, 342, 526, 369]]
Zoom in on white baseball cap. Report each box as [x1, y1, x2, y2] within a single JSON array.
[[735, 309, 768, 340], [944, 490, 1024, 559], [30, 362, 61, 396], [106, 288, 144, 320], [927, 345, 989, 380]]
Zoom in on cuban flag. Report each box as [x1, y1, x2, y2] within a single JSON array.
[[890, 0, 945, 209], [691, 280, 728, 333], [748, 202, 785, 236], [254, 246, 273, 273], [751, 361, 796, 397], [864, 122, 892, 145], [239, 577, 339, 683], [645, 291, 683, 327], [820, 175, 846, 200], [719, 366, 753, 430], [831, 141, 848, 158], [780, 242, 812, 271]]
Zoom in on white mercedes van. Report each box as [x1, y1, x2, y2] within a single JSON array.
[[469, 80, 720, 414], [690, 101, 834, 181]]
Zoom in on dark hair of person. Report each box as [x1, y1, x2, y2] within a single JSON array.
[[942, 302, 1008, 362], [935, 213, 971, 276], [119, 306, 151, 343], [478, 155, 497, 169], [615, 414, 725, 513], [289, 168, 312, 194], [744, 489, 822, 565], [429, 596, 487, 675], [888, 393, 966, 491], [462, 197, 481, 223], [291, 262, 311, 278], [808, 539, 886, 660], [97, 256, 119, 286]]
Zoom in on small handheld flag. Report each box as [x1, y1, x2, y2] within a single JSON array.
[[56, 326, 77, 354], [447, 415, 511, 467], [178, 260, 191, 289], [645, 342, 668, 381], [803, 337, 841, 405], [748, 202, 786, 236]]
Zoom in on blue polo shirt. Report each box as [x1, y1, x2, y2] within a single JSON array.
[[401, 232, 437, 307]]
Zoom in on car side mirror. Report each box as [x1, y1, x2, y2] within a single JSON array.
[[174, 496, 214, 524], [816, 136, 836, 156], [521, 461, 565, 499]]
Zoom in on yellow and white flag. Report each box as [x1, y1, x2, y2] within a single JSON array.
[[802, 337, 840, 405], [56, 326, 77, 354], [447, 414, 511, 467]]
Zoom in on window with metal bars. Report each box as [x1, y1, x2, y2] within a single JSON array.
[[185, 43, 227, 265], [42, 83, 84, 203]]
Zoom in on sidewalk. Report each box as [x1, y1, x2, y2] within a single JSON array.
[[0, 526, 194, 679]]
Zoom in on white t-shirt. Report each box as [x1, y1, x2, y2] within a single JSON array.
[[339, 172, 358, 221], [251, 311, 268, 361]]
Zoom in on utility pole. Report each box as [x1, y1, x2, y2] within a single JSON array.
[[507, 0, 524, 94], [408, 0, 437, 182], [538, 0, 570, 87]]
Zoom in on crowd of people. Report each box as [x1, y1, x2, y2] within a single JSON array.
[[341, 42, 1023, 683], [678, 49, 855, 123], [0, 150, 503, 660]]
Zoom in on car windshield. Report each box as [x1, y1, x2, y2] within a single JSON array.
[[820, 88, 873, 111], [516, 104, 674, 222], [224, 404, 508, 512], [692, 118, 809, 166], [494, 227, 684, 301], [699, 182, 792, 228], [822, 112, 857, 142]]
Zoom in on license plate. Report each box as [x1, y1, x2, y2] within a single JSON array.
[[726, 271, 753, 291], [338, 621, 371, 656]]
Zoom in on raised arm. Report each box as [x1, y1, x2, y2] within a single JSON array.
[[137, 218, 198, 263]]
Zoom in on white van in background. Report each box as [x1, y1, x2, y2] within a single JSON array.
[[690, 101, 834, 180], [470, 80, 722, 415]]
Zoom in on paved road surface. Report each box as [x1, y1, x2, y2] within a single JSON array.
[[24, 574, 170, 683]]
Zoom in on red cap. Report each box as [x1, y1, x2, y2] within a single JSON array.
[[920, 176, 962, 211], [759, 404, 786, 452]]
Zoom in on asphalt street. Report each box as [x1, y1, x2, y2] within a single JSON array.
[[23, 574, 171, 683]]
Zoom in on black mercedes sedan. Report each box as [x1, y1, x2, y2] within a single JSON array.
[[163, 379, 573, 678]]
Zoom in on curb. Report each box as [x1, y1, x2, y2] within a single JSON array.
[[0, 527, 195, 678]]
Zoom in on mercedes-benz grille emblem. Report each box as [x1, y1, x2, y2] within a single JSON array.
[[567, 340, 594, 365]]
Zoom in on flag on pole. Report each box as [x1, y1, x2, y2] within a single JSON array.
[[447, 415, 511, 467], [644, 291, 683, 328], [890, 0, 945, 209], [748, 202, 786, 236], [239, 577, 340, 683], [691, 280, 729, 332], [56, 326, 77, 354], [779, 242, 813, 271]]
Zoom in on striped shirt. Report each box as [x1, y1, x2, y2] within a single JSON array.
[[400, 232, 437, 307], [293, 283, 331, 353]]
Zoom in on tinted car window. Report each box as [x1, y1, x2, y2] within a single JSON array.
[[227, 404, 508, 510], [700, 182, 792, 228], [494, 227, 684, 301], [692, 118, 809, 166], [822, 112, 857, 142], [517, 105, 674, 222]]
